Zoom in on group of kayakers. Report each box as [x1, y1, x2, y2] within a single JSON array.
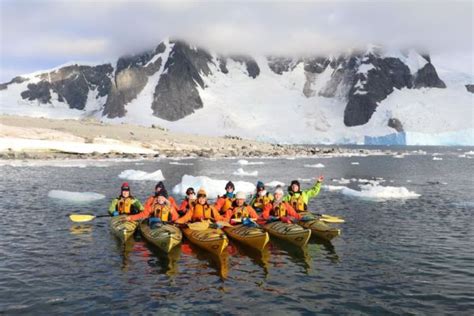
[[108, 176, 324, 225]]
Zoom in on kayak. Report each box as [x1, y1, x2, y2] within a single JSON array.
[[298, 212, 341, 241], [263, 221, 311, 247], [140, 221, 182, 253], [110, 216, 138, 242], [182, 227, 229, 256], [223, 225, 269, 252]]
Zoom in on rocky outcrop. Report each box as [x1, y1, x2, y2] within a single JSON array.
[[388, 118, 404, 132], [151, 41, 213, 121], [413, 62, 446, 88], [268, 57, 298, 75], [230, 56, 260, 78], [466, 84, 474, 93], [0, 76, 27, 90]]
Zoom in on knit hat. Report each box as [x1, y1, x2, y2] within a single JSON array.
[[274, 187, 284, 195], [157, 189, 168, 198], [256, 181, 265, 190], [197, 188, 207, 197], [186, 187, 195, 195], [155, 181, 165, 190], [225, 181, 235, 190], [235, 191, 246, 200], [121, 182, 130, 191]]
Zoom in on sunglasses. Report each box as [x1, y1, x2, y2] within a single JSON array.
[[197, 194, 207, 198], [187, 191, 195, 195]]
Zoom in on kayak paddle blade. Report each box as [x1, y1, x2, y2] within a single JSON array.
[[69, 214, 96, 223]]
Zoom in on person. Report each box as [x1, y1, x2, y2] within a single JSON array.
[[249, 181, 274, 213], [154, 181, 179, 210], [262, 186, 301, 221], [283, 176, 324, 212], [225, 191, 259, 222], [175, 188, 223, 224], [178, 187, 196, 216], [214, 181, 236, 214], [125, 189, 178, 222], [108, 182, 144, 216]]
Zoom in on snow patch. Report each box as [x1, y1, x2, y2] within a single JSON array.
[[48, 190, 105, 202], [118, 169, 165, 181]]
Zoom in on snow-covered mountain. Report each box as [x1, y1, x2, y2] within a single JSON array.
[[1, 38, 473, 145]]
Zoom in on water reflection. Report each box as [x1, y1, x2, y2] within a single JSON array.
[[181, 241, 229, 280], [145, 244, 181, 277], [268, 239, 312, 274], [309, 237, 340, 263], [228, 242, 271, 276]]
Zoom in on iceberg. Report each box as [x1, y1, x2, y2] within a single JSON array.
[[118, 169, 165, 181], [172, 175, 255, 199], [48, 190, 105, 202]]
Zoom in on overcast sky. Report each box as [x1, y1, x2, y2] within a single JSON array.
[[0, 0, 472, 82]]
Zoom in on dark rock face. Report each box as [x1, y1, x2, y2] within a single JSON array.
[[388, 118, 404, 132], [0, 76, 28, 90], [151, 41, 213, 121], [466, 84, 474, 93], [268, 57, 297, 75], [414, 63, 446, 88], [230, 56, 260, 78], [15, 64, 113, 110], [304, 57, 330, 74]]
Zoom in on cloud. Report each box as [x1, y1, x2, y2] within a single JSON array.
[[0, 0, 472, 81]]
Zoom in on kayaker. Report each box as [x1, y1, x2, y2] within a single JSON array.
[[249, 181, 274, 213], [154, 181, 179, 210], [175, 188, 223, 224], [283, 176, 324, 212], [178, 187, 196, 216], [125, 189, 178, 222], [225, 191, 259, 222], [214, 181, 236, 214], [262, 187, 301, 221], [108, 182, 144, 216]]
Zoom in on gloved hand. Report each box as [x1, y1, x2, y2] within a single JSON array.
[[242, 217, 257, 227], [112, 211, 119, 217]]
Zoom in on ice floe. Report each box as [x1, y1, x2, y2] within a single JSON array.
[[237, 159, 264, 165], [304, 163, 325, 168], [118, 169, 165, 181], [323, 183, 420, 201], [433, 157, 443, 161], [172, 175, 255, 199], [265, 181, 285, 187], [169, 161, 194, 166], [232, 168, 258, 176], [351, 162, 360, 165], [48, 190, 105, 202]]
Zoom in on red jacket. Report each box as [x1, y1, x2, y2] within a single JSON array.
[[262, 201, 301, 220]]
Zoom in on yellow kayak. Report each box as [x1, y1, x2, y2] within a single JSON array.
[[263, 221, 311, 247], [110, 216, 138, 242], [298, 212, 341, 241], [140, 221, 182, 253], [223, 225, 269, 252], [182, 227, 228, 256]]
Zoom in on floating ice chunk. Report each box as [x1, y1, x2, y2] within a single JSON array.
[[118, 169, 165, 181], [172, 175, 255, 199], [323, 185, 346, 192], [332, 178, 351, 185], [393, 154, 405, 158], [465, 151, 474, 155], [237, 159, 264, 165], [433, 157, 443, 161], [304, 163, 325, 168], [351, 162, 360, 165], [458, 154, 466, 158], [233, 168, 258, 177], [48, 190, 105, 202], [298, 178, 312, 183], [265, 181, 285, 187], [169, 161, 194, 166], [325, 184, 420, 200]]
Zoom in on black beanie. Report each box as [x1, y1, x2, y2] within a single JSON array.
[[155, 181, 165, 190], [225, 181, 235, 190]]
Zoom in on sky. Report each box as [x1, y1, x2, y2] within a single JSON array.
[[0, 0, 473, 82]]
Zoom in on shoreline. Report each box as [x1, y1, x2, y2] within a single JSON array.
[[0, 115, 393, 159]]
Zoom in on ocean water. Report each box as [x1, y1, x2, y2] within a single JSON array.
[[1, 147, 473, 314]]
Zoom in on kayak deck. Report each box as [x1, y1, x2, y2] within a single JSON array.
[[140, 221, 182, 253], [263, 221, 311, 247], [298, 212, 341, 241], [182, 227, 228, 256], [110, 216, 138, 243], [223, 225, 269, 251]]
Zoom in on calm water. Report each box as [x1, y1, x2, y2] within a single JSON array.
[[1, 147, 473, 315]]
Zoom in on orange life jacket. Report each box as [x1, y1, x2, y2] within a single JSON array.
[[152, 200, 171, 222], [221, 196, 234, 212], [289, 193, 306, 212], [117, 197, 134, 214], [271, 202, 288, 218], [231, 205, 251, 219], [192, 203, 213, 221], [252, 193, 272, 210]]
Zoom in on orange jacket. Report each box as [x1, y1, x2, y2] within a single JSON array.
[[128, 196, 179, 222], [225, 204, 259, 221], [214, 196, 234, 213], [175, 203, 222, 224], [179, 198, 196, 213], [262, 201, 301, 220]]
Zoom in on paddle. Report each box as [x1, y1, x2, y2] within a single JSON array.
[[69, 214, 111, 223], [301, 213, 345, 224]]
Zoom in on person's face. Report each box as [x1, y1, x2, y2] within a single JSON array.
[[188, 193, 196, 200], [226, 187, 234, 193], [257, 188, 265, 196], [157, 196, 166, 204], [274, 192, 282, 200], [236, 199, 245, 206], [197, 195, 207, 205], [122, 190, 130, 198], [291, 184, 299, 192], [156, 187, 162, 194]]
